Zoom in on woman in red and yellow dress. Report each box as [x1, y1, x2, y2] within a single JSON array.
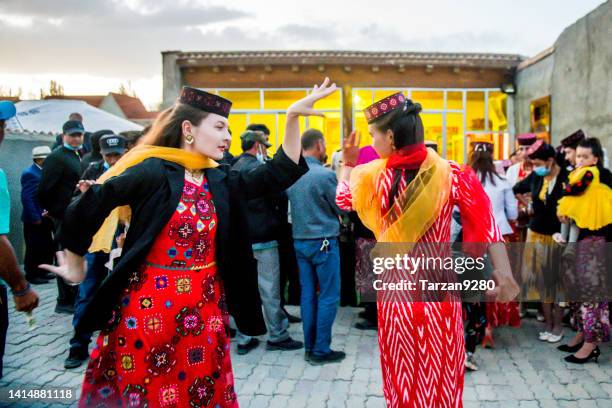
[[335, 93, 518, 408], [48, 79, 338, 407]]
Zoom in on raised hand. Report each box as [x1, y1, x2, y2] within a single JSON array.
[[287, 77, 338, 118], [342, 130, 361, 167], [39, 249, 86, 284]]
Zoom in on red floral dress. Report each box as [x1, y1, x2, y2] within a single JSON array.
[[79, 177, 238, 408]]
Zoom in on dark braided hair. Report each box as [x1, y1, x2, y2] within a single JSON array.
[[371, 99, 424, 206]]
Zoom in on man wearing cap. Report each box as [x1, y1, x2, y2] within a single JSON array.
[[38, 119, 85, 314], [560, 129, 586, 170], [64, 134, 128, 369], [0, 100, 40, 378], [231, 130, 304, 354], [20, 146, 55, 285]]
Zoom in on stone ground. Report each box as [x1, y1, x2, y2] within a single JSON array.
[[0, 281, 610, 407]]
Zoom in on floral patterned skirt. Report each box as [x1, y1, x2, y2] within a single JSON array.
[[78, 263, 237, 408]]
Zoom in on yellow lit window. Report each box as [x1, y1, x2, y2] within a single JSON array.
[[411, 91, 444, 110], [227, 114, 247, 156], [488, 91, 508, 131], [218, 91, 261, 110], [353, 90, 373, 111], [447, 91, 463, 110], [466, 92, 485, 131], [446, 113, 464, 163], [263, 90, 307, 110]]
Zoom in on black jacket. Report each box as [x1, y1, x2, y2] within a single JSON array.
[[59, 146, 308, 336], [232, 153, 286, 244], [513, 166, 569, 235], [38, 145, 82, 220]]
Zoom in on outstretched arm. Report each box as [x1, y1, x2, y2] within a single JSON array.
[[284, 78, 338, 163]]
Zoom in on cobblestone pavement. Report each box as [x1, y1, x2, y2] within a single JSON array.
[[0, 281, 610, 407]]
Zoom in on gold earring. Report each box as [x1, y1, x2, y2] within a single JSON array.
[[185, 134, 194, 145]]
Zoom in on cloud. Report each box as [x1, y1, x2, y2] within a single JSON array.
[[0, 0, 250, 76]]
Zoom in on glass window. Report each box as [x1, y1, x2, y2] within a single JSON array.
[[466, 91, 485, 131], [307, 112, 343, 161], [421, 113, 444, 156], [263, 90, 307, 110], [353, 90, 373, 111], [411, 91, 444, 110], [446, 113, 464, 163], [227, 114, 247, 156], [488, 91, 508, 131], [218, 90, 261, 110], [447, 91, 463, 110], [313, 88, 342, 110], [353, 112, 372, 148]]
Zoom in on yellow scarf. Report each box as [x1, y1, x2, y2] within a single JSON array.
[[88, 145, 219, 253], [350, 148, 452, 244]]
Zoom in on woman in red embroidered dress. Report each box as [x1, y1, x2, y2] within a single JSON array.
[[335, 93, 518, 408], [49, 79, 338, 407]]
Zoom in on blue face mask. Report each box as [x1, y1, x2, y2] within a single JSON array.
[[63, 143, 83, 151], [103, 161, 111, 170], [534, 166, 550, 177]]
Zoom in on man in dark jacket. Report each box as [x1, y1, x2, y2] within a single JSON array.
[[80, 129, 113, 172], [231, 130, 303, 355], [20, 146, 55, 284], [64, 134, 127, 369], [38, 119, 85, 314]]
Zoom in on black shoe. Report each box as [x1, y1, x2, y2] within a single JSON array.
[[27, 276, 51, 285], [309, 350, 346, 365], [354, 320, 377, 331], [64, 347, 89, 369], [283, 308, 302, 323], [236, 338, 259, 355], [564, 346, 600, 364], [266, 337, 303, 351], [304, 351, 311, 362], [55, 303, 75, 314], [558, 342, 584, 353]]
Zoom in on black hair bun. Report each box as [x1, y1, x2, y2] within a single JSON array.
[[404, 100, 422, 115]]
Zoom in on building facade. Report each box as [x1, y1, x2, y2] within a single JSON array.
[[162, 51, 521, 163]]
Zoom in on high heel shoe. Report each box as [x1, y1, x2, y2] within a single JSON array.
[[557, 342, 584, 353], [481, 332, 494, 349], [564, 346, 600, 364]]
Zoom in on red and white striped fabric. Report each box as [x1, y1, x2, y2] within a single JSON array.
[[337, 162, 502, 408]]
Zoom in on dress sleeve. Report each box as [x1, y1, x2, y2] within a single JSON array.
[[456, 167, 503, 247], [236, 146, 309, 200], [335, 180, 353, 211], [562, 170, 594, 196], [59, 160, 154, 256]]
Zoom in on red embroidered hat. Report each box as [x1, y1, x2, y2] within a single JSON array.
[[178, 87, 232, 118], [363, 92, 406, 124], [517, 133, 537, 146]]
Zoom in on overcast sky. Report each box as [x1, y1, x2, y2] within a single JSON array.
[[0, 0, 606, 108]]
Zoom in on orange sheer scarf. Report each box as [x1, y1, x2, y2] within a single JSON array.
[[350, 148, 452, 244]]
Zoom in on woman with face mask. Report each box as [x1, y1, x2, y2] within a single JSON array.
[[45, 78, 337, 407], [513, 140, 569, 344], [335, 93, 518, 407]]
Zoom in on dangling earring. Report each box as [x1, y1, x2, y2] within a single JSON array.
[[185, 134, 194, 145]]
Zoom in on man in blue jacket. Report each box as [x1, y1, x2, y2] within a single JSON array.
[[21, 146, 55, 285]]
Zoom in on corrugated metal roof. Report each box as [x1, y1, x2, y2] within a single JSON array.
[[171, 50, 524, 69]]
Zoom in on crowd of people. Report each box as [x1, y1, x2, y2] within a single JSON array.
[[0, 78, 609, 407]]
